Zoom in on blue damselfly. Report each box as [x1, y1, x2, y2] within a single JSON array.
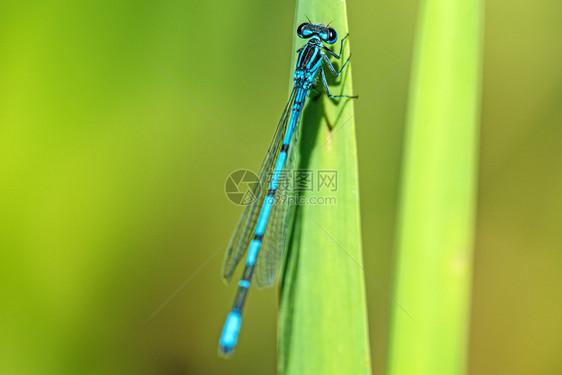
[[219, 21, 355, 356]]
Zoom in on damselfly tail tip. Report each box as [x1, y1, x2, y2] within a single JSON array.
[[219, 310, 242, 357], [218, 346, 234, 358]]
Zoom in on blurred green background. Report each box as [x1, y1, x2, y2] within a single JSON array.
[[1, 1, 560, 374]]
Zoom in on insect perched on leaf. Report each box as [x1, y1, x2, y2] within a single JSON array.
[[219, 21, 356, 356]]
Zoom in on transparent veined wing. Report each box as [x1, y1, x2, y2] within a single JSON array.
[[221, 87, 299, 283], [254, 109, 302, 288]]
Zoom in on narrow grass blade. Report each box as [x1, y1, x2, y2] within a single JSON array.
[[279, 1, 372, 374], [387, 1, 483, 374]]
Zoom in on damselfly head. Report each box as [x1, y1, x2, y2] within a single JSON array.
[[296, 22, 338, 45]]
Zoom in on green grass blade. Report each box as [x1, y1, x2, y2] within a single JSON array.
[[279, 1, 371, 374], [387, 1, 483, 374]]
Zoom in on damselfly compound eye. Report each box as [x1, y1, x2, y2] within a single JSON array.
[[297, 23, 308, 38], [327, 28, 338, 44]]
